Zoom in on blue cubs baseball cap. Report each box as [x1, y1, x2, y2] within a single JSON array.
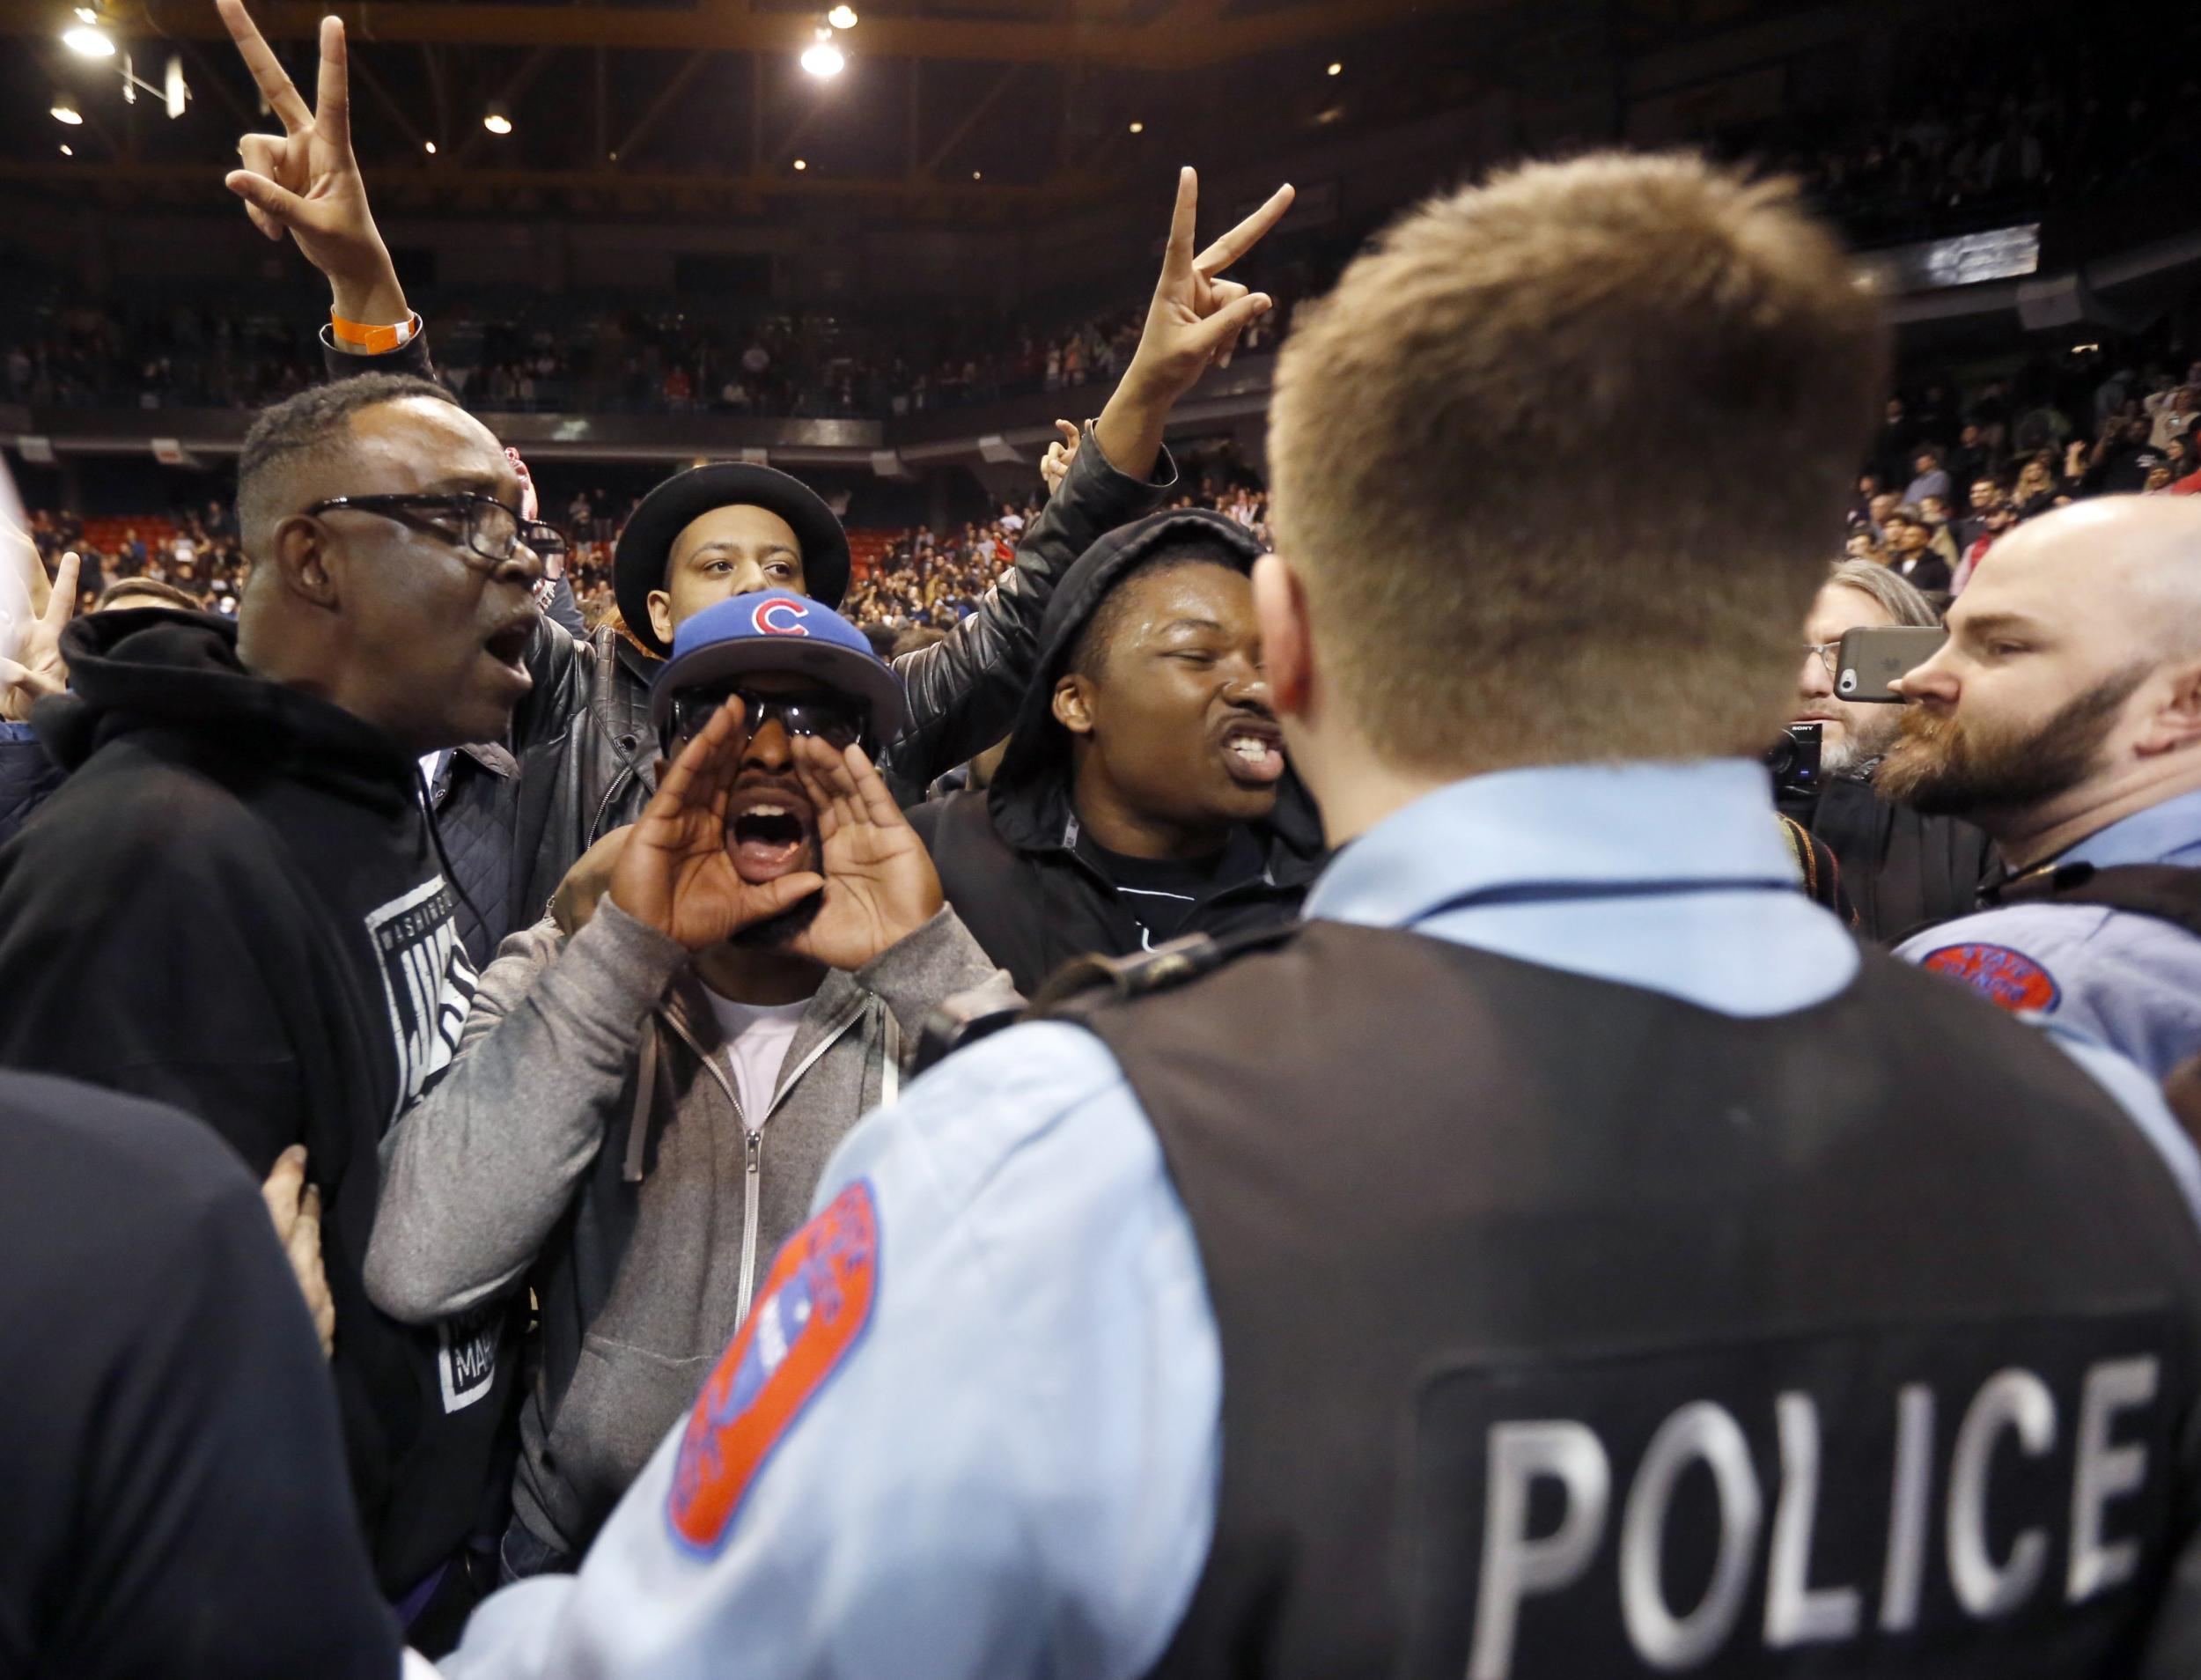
[[650, 590, 907, 745]]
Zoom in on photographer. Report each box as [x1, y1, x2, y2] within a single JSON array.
[[1787, 560, 1996, 940], [364, 593, 1004, 1577]]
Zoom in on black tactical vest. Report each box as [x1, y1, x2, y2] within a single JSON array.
[[1056, 920, 2201, 1679]]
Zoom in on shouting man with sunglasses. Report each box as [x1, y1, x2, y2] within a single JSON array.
[[0, 372, 547, 1644], [361, 590, 1005, 1581]]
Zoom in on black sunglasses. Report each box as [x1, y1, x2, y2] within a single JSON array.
[[667, 686, 872, 755], [305, 491, 565, 567]]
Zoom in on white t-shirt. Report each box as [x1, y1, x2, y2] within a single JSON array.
[[701, 988, 811, 1125]]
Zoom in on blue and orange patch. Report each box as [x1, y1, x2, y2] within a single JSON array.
[[666, 1178, 880, 1555], [1919, 942, 2062, 1013]]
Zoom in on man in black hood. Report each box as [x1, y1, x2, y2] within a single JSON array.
[[910, 508, 1324, 992], [0, 372, 539, 1641]]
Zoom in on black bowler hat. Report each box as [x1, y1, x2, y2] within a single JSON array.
[[612, 462, 852, 656]]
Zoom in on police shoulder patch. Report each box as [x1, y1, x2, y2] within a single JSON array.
[[666, 1178, 880, 1556], [1919, 941, 2062, 1013]]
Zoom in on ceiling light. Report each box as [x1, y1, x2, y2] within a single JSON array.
[[1313, 104, 1344, 125], [51, 94, 84, 125], [63, 26, 114, 56], [74, 6, 99, 20], [482, 103, 512, 135], [59, 144, 75, 156], [971, 170, 982, 181], [800, 41, 844, 77], [423, 139, 438, 154], [793, 158, 807, 171], [1328, 61, 1343, 76], [827, 4, 858, 27], [1128, 120, 1144, 134]]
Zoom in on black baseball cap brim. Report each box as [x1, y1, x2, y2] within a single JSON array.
[[614, 463, 853, 654]]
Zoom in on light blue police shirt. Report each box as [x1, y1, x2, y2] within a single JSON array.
[[1896, 785, 2201, 1079], [439, 760, 2200, 1680]]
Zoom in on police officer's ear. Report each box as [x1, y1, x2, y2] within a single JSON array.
[[1251, 553, 1312, 718], [1052, 674, 1096, 737], [2142, 659, 2201, 756]]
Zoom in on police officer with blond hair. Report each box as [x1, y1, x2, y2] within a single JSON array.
[[438, 156, 2201, 1680]]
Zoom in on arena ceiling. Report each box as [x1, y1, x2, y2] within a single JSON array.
[[0, 0, 1762, 222]]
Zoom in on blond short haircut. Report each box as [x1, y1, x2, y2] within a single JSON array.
[[1267, 151, 1888, 772]]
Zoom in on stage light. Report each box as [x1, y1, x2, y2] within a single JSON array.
[[483, 103, 513, 135], [51, 94, 84, 125], [793, 158, 808, 171], [63, 26, 115, 56], [424, 139, 438, 154], [800, 41, 845, 77], [1328, 61, 1342, 76], [827, 4, 858, 27], [1128, 120, 1144, 134]]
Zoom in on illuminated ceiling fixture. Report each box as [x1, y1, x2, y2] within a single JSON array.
[[792, 158, 808, 171], [800, 39, 845, 77], [482, 102, 513, 135], [1313, 105, 1345, 125], [971, 170, 982, 181], [63, 25, 114, 56], [827, 4, 858, 28], [51, 92, 84, 124], [1127, 120, 1144, 134], [1328, 61, 1343, 75], [74, 5, 99, 19], [59, 143, 75, 156], [423, 139, 438, 154]]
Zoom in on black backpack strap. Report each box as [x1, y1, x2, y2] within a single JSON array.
[[1032, 921, 1306, 1020], [1987, 862, 2201, 939]]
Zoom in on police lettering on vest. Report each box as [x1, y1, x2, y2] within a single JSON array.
[[1441, 1318, 2171, 1678]]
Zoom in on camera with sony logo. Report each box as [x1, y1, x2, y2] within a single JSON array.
[[1765, 721, 1822, 799]]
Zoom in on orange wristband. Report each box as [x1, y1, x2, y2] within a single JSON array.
[[329, 312, 418, 355]]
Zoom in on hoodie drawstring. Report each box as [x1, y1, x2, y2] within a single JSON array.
[[416, 758, 491, 953]]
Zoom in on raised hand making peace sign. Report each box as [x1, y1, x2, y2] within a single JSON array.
[[216, 0, 409, 328], [1, 550, 77, 725], [1125, 168, 1295, 404]]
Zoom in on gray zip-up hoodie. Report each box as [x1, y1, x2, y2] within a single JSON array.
[[364, 896, 1005, 1558]]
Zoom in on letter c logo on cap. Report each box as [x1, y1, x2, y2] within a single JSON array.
[[755, 599, 811, 637]]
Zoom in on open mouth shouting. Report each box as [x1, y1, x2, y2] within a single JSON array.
[[482, 615, 535, 693], [1219, 715, 1286, 787], [726, 781, 819, 883]]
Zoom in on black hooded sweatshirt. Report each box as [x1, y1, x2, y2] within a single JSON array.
[[0, 608, 517, 1600], [909, 511, 1326, 995]]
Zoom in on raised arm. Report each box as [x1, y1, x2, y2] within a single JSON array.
[[880, 169, 1293, 798]]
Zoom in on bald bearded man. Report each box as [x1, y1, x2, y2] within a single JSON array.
[[1881, 497, 2201, 1076]]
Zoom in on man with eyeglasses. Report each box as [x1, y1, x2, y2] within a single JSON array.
[[0, 372, 548, 1647], [1789, 559, 1997, 941], [361, 589, 1004, 1581]]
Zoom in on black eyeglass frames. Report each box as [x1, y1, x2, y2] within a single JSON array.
[[305, 491, 566, 567]]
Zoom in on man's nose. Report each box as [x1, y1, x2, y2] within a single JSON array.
[[741, 713, 795, 770], [1890, 656, 1956, 706], [500, 540, 546, 590], [1800, 649, 1833, 697]]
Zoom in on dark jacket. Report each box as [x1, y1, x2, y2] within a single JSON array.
[[327, 328, 1176, 932], [0, 1070, 399, 1679], [909, 512, 1327, 994], [1791, 769, 1998, 944], [0, 721, 63, 848], [0, 609, 518, 1599]]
